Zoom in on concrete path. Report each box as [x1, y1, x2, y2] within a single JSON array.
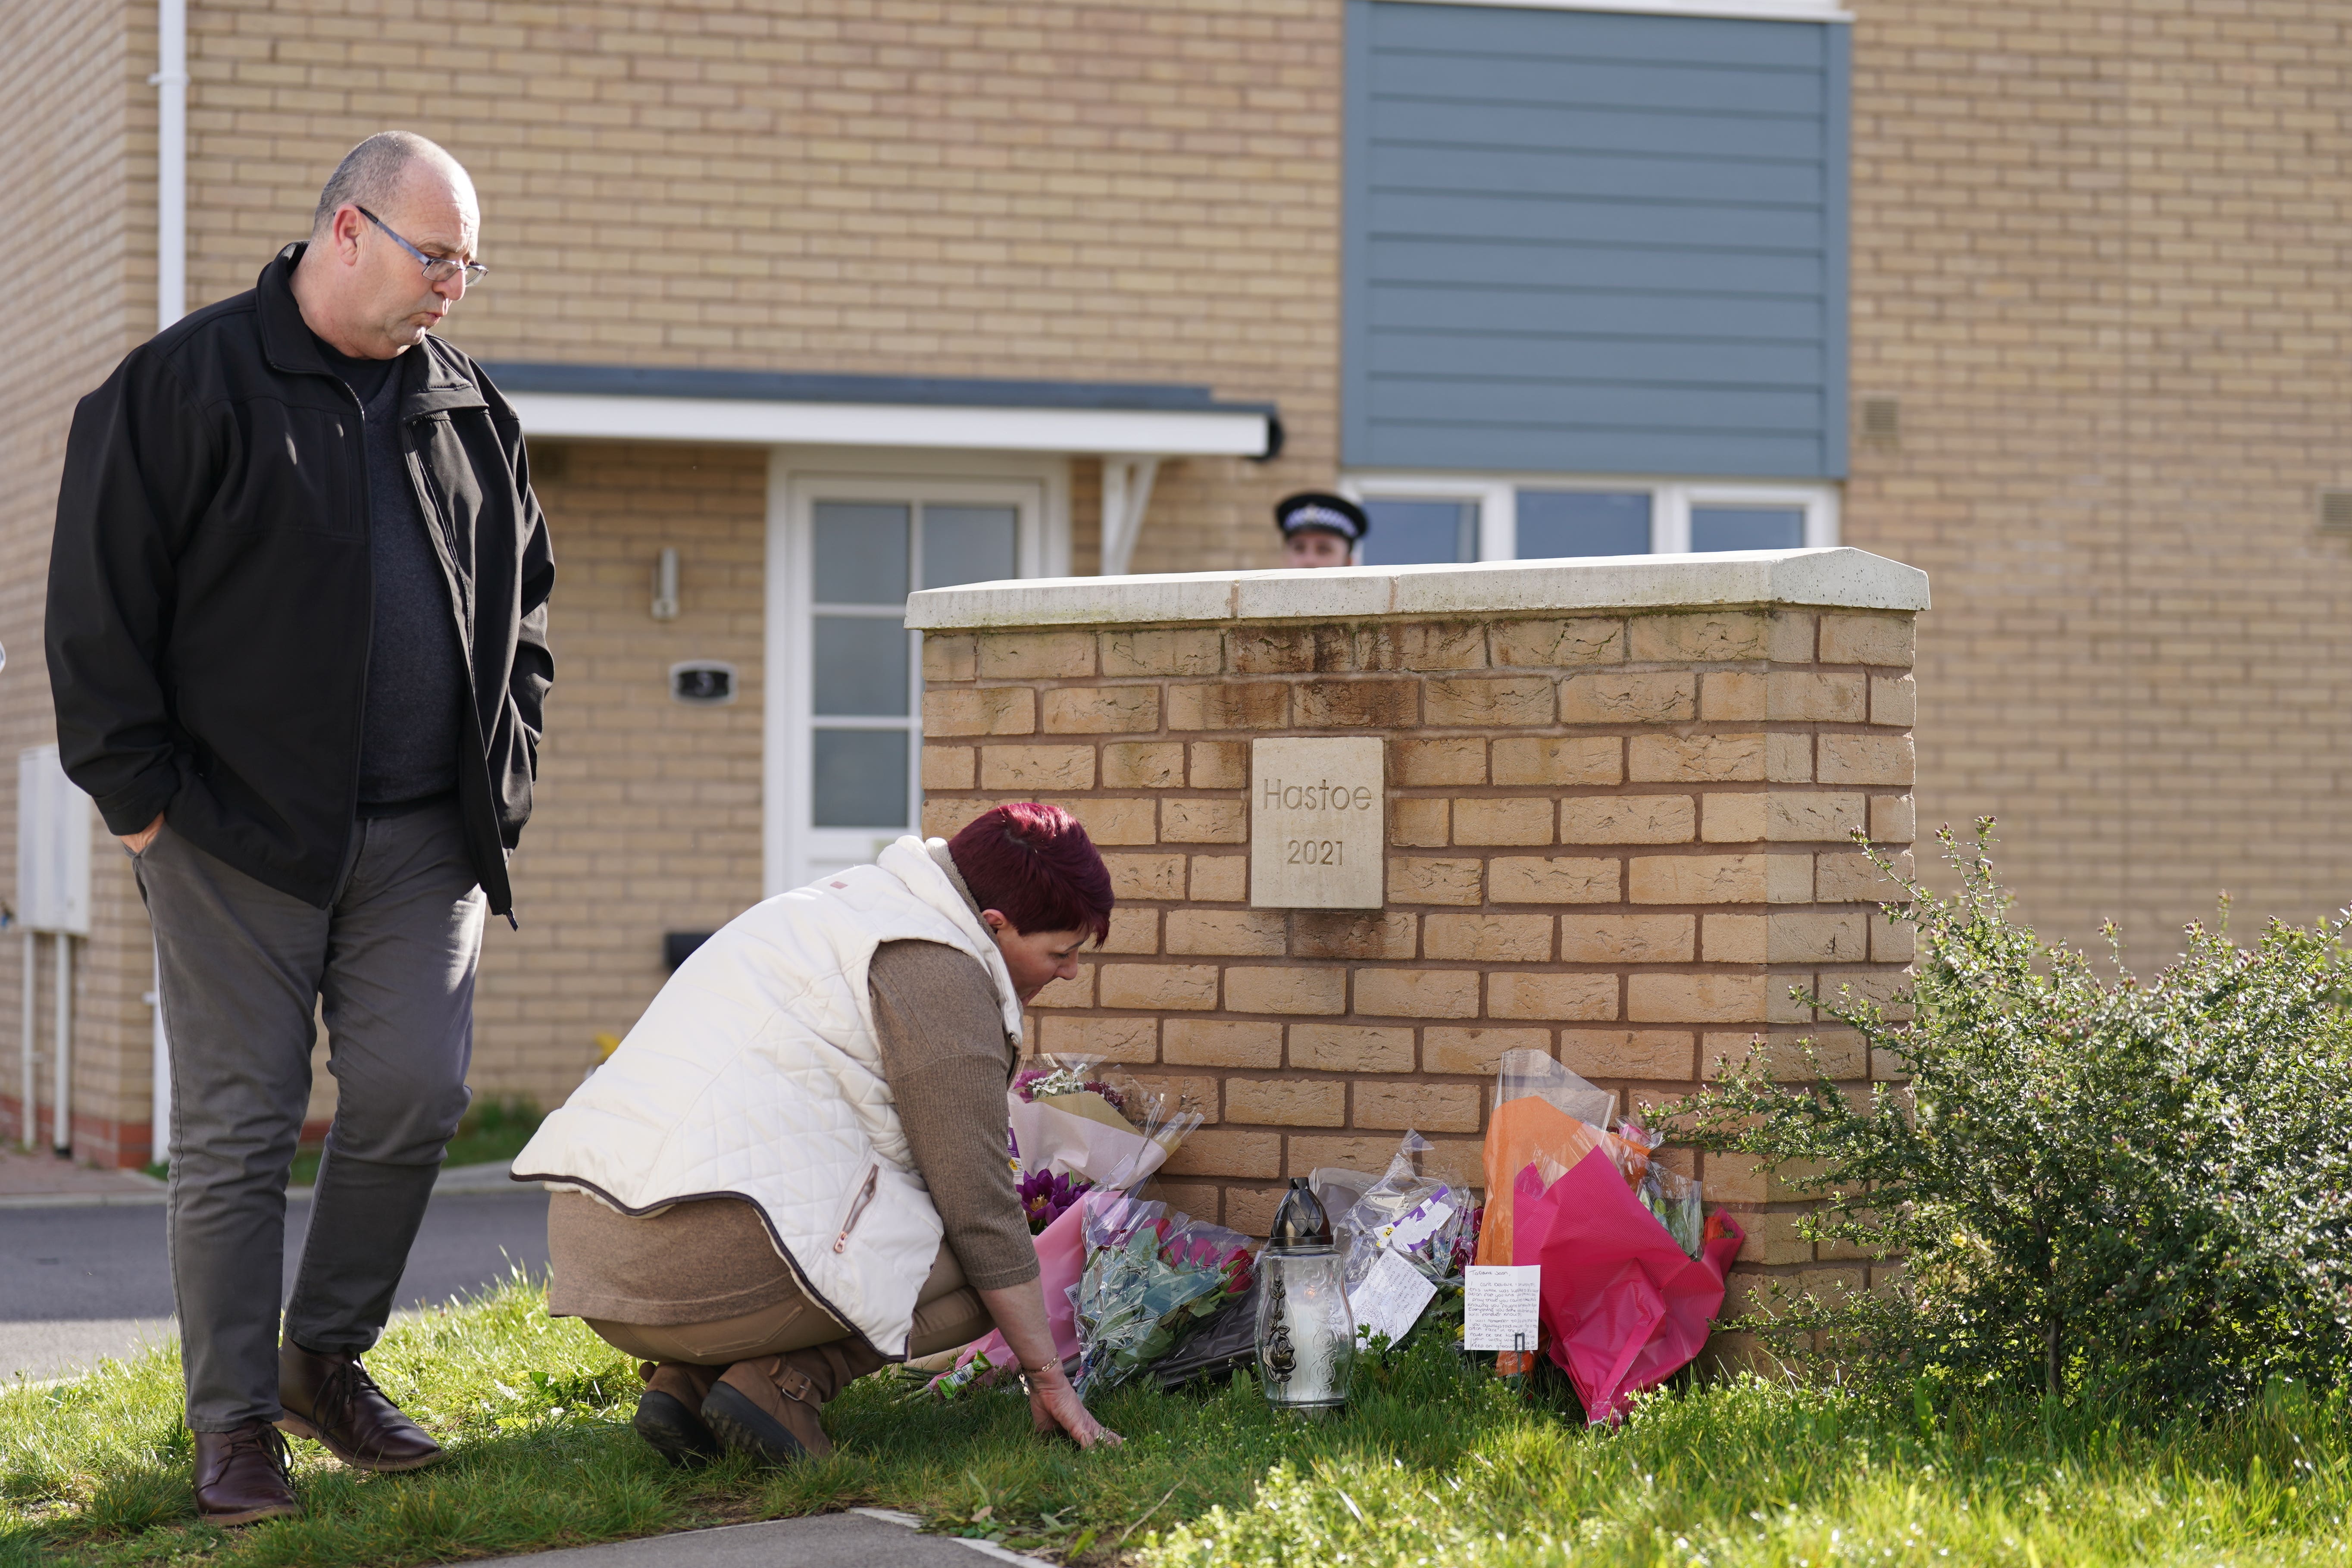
[[0, 1147, 169, 1202], [0, 1180, 549, 1383], [474, 1511, 1038, 1566]]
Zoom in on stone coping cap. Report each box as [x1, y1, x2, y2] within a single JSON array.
[[904, 547, 1928, 630]]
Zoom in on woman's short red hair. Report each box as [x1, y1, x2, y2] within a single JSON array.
[[945, 802, 1115, 944]]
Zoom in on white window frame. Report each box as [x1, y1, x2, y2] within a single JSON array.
[[1341, 472, 1839, 561], [1673, 483, 1841, 554], [765, 451, 1068, 896]]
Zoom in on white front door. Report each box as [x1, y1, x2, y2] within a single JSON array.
[[766, 469, 1049, 893]]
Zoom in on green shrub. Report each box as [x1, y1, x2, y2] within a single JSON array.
[[1677, 820, 2352, 1413]]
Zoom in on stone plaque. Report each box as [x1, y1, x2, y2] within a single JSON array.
[[1249, 737, 1385, 908]]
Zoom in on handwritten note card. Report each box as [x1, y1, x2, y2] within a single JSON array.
[[1351, 1247, 1439, 1346], [1463, 1265, 1542, 1352]]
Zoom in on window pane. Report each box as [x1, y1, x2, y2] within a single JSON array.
[[1360, 499, 1476, 565], [812, 502, 910, 604], [1517, 491, 1651, 557], [811, 729, 908, 827], [922, 505, 1019, 589], [812, 617, 909, 716], [1690, 507, 1805, 552]]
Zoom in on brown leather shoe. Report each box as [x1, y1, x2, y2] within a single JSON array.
[[193, 1421, 302, 1526], [275, 1341, 445, 1472], [633, 1361, 723, 1469], [699, 1340, 885, 1467]]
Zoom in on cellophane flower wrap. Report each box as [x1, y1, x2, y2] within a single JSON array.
[[1477, 1049, 1708, 1265], [1336, 1130, 1475, 1290], [1007, 1052, 1204, 1189], [1070, 1189, 1254, 1397]]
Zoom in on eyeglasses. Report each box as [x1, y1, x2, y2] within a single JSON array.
[[355, 206, 488, 288]]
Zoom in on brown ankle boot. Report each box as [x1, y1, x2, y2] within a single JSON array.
[[193, 1421, 301, 1526], [632, 1361, 722, 1469], [275, 1341, 444, 1473], [698, 1340, 885, 1466]]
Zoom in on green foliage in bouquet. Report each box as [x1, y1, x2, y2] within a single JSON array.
[[1073, 1223, 1251, 1396], [1675, 820, 2352, 1414]]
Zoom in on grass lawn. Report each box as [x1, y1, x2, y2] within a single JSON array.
[[4, 1275, 2347, 1568]]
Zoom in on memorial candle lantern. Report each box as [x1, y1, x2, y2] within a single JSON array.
[[1255, 1177, 1355, 1415]]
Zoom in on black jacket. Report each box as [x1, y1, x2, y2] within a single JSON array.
[[47, 245, 555, 918]]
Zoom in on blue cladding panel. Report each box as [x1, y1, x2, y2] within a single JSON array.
[[1342, 1, 1850, 478]]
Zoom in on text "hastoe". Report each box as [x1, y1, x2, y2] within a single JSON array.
[[1262, 778, 1374, 813]]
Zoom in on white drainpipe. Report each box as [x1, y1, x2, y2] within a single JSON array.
[[19, 934, 33, 1150], [149, 953, 171, 1164], [137, 0, 187, 1165], [152, 0, 188, 333], [51, 938, 71, 1156]]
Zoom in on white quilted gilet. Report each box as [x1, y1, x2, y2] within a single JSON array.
[[511, 836, 1023, 1356]]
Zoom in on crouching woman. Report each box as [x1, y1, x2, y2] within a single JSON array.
[[510, 802, 1120, 1465]]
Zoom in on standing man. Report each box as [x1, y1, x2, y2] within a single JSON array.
[[46, 131, 554, 1524]]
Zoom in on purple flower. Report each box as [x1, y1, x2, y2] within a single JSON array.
[[1016, 1167, 1093, 1234]]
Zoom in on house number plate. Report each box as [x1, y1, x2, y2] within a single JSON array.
[[1249, 736, 1385, 909]]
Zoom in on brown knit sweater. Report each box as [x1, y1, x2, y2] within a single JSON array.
[[546, 848, 1037, 1325]]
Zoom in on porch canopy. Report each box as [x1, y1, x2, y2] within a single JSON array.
[[485, 363, 1282, 574]]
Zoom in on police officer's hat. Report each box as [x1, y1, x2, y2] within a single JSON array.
[[1274, 491, 1370, 544]]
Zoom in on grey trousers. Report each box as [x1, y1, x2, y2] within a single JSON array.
[[136, 804, 487, 1431]]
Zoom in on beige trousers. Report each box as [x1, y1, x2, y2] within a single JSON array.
[[585, 1243, 995, 1367]]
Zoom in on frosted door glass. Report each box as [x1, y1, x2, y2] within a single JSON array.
[[1361, 499, 1476, 565], [813, 503, 911, 603], [1517, 491, 1650, 557], [1690, 507, 1804, 551], [922, 506, 1019, 589], [812, 617, 909, 715], [812, 730, 908, 826]]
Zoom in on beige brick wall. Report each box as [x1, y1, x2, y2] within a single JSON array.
[[174, 0, 1339, 579], [919, 601, 1917, 1311], [470, 441, 770, 1112], [0, 0, 154, 1158], [20, 0, 2352, 1166], [1845, 0, 2352, 959], [16, 0, 1348, 1159]]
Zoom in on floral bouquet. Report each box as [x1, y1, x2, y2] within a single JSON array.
[[1008, 1052, 1203, 1189], [1070, 1189, 1254, 1397], [1336, 1130, 1475, 1290], [1479, 1049, 1710, 1267], [1611, 1117, 1705, 1259]]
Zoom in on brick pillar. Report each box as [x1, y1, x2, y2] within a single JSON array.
[[910, 549, 1927, 1313]]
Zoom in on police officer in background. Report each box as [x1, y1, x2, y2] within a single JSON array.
[[1275, 491, 1369, 568]]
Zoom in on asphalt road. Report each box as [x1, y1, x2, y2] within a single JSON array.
[[0, 1187, 550, 1384]]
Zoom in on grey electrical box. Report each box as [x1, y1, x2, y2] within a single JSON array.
[[16, 746, 92, 936]]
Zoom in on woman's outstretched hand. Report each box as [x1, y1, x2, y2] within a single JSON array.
[[976, 1275, 1120, 1447], [1025, 1360, 1121, 1448]]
